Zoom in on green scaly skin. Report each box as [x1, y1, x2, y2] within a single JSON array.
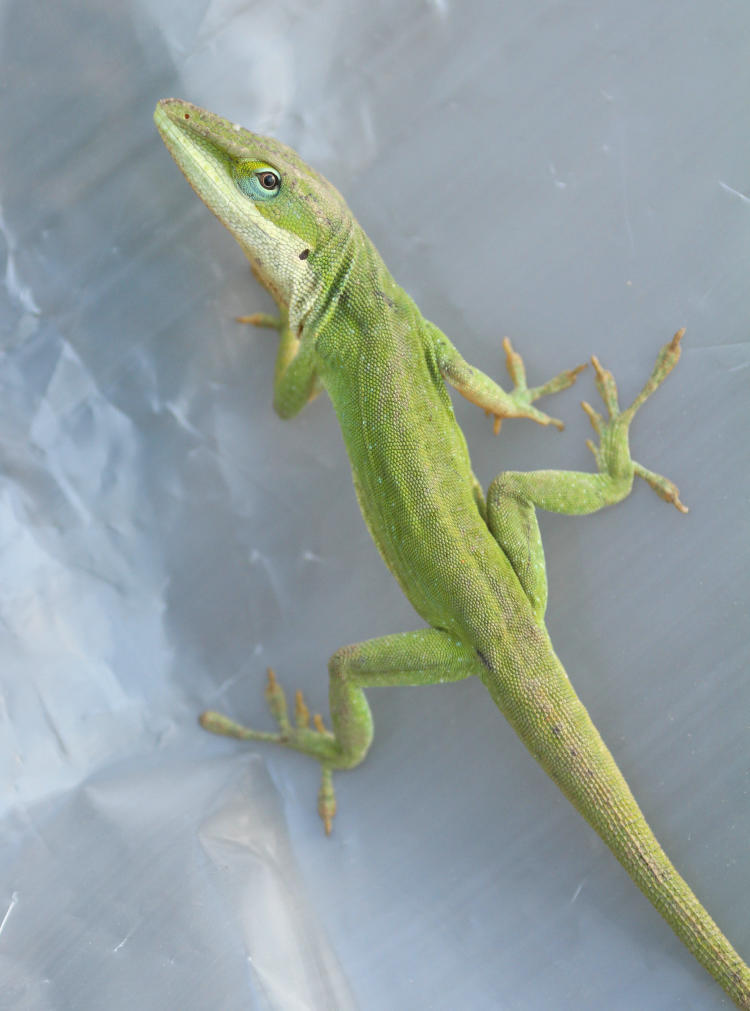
[[154, 98, 749, 1007]]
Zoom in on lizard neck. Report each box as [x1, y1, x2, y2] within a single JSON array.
[[301, 222, 404, 348]]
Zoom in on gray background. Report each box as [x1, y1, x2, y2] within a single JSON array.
[[1, 1, 748, 1009]]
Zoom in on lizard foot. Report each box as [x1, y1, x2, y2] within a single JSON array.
[[581, 329, 687, 513], [488, 338, 587, 434], [200, 668, 339, 833], [235, 312, 282, 329]]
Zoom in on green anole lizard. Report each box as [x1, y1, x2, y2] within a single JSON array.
[[154, 98, 749, 1007]]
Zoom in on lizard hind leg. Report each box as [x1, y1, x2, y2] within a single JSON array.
[[485, 330, 688, 619], [199, 629, 483, 834]]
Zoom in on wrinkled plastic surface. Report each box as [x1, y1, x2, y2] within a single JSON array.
[[1, 1, 748, 1009]]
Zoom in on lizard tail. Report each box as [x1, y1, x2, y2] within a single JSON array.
[[481, 634, 750, 1008]]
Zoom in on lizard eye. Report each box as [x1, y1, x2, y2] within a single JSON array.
[[257, 170, 280, 191], [233, 161, 282, 200]]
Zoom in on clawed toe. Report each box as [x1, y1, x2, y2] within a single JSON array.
[[236, 312, 282, 330]]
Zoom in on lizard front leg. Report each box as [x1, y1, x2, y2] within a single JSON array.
[[200, 628, 483, 833], [237, 304, 323, 416], [429, 322, 586, 432]]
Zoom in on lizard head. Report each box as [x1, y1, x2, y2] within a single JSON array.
[[154, 98, 350, 315]]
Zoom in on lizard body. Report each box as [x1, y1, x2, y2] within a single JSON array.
[[154, 98, 749, 1007]]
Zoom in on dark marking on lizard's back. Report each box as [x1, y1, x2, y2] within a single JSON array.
[[476, 649, 492, 670]]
